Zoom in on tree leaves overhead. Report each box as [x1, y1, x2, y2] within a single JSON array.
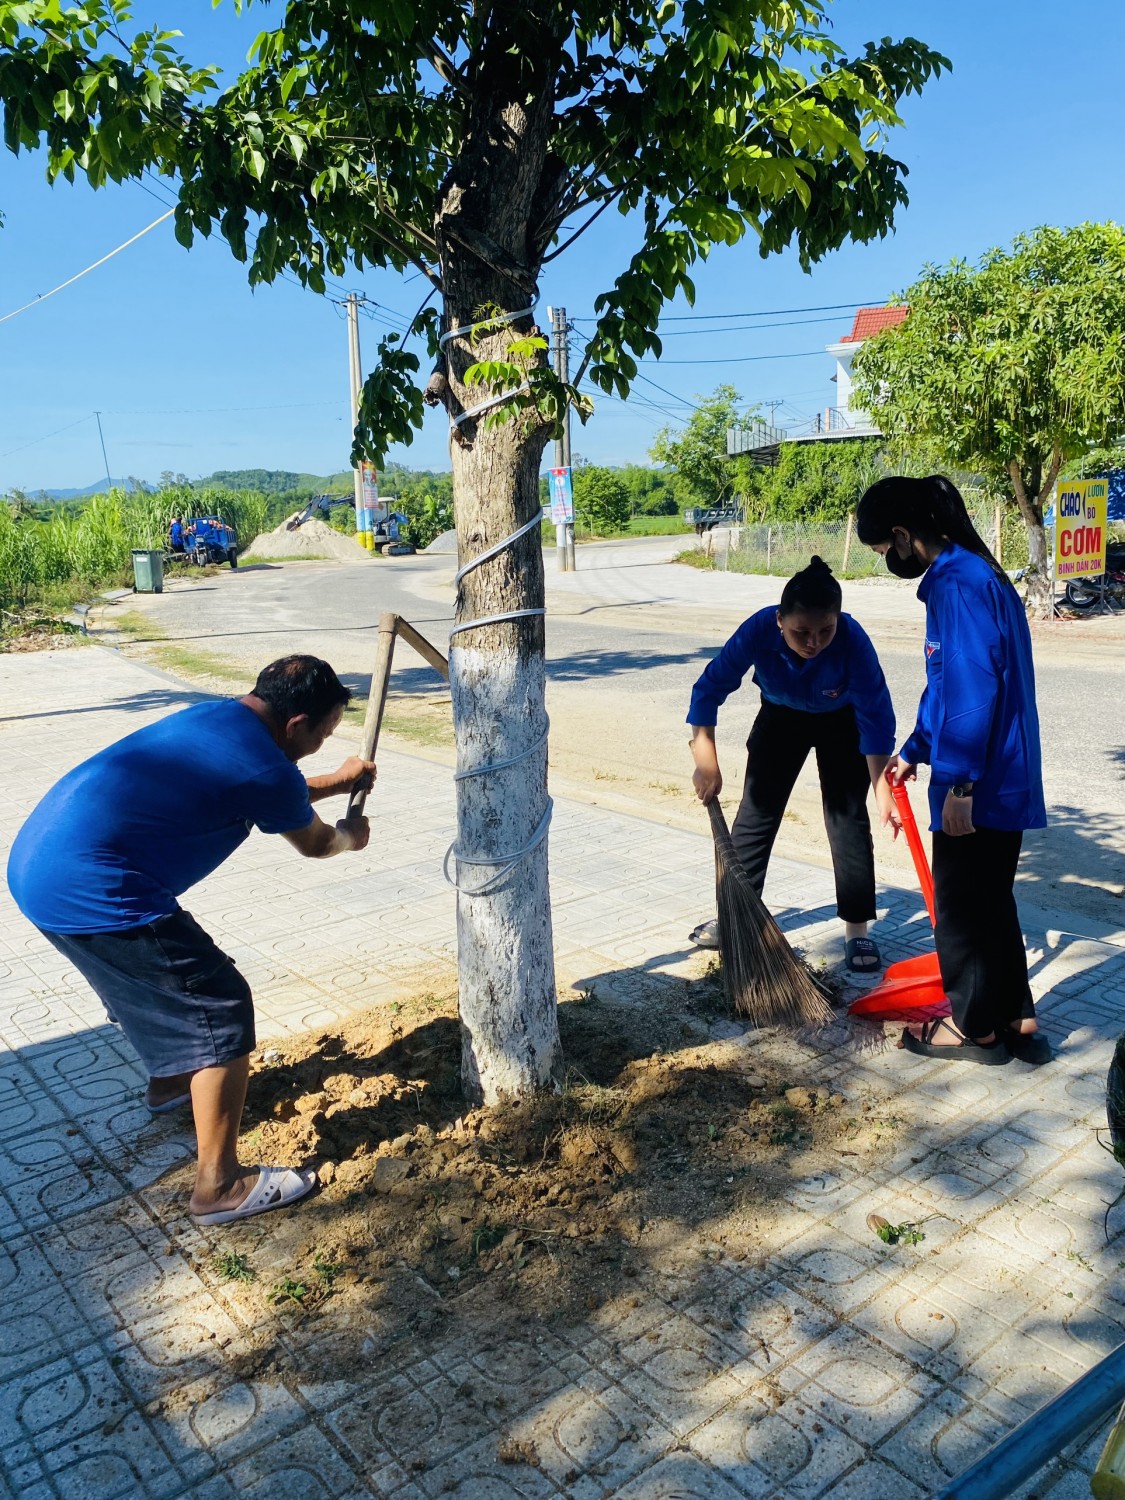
[[851, 223, 1125, 510], [0, 0, 947, 451]]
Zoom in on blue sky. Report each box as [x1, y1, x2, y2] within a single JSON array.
[[1, 0, 1122, 491]]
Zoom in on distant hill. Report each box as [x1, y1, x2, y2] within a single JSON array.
[[196, 465, 447, 494], [196, 469, 353, 494], [22, 463, 451, 502], [32, 478, 132, 500]]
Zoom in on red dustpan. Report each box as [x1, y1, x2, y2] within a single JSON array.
[[848, 778, 951, 1023]]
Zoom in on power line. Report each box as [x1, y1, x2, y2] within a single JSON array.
[[0, 211, 173, 326], [0, 415, 93, 461], [640, 350, 825, 366], [649, 313, 848, 337], [104, 399, 341, 416], [572, 299, 879, 325]]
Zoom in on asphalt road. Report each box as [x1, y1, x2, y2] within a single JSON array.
[[103, 537, 1125, 929]]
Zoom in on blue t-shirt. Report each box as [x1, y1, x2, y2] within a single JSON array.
[[686, 608, 896, 755], [7, 700, 314, 934], [900, 546, 1046, 833]]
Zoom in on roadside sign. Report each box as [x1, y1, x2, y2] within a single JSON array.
[[1054, 478, 1108, 581], [548, 467, 574, 525], [361, 462, 388, 524]]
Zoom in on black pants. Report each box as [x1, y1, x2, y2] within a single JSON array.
[[730, 702, 875, 923], [932, 827, 1034, 1040]]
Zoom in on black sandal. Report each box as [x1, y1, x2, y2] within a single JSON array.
[[845, 936, 881, 973], [1005, 1027, 1052, 1065], [900, 1017, 1010, 1065]]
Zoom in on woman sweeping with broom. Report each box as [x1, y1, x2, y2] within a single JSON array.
[[855, 474, 1048, 1065], [687, 556, 898, 973]]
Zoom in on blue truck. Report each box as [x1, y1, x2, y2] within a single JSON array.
[[183, 516, 239, 568]]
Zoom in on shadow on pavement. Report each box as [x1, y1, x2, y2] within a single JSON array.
[[0, 685, 215, 724], [2, 918, 1123, 1496]]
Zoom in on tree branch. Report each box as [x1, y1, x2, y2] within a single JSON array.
[[541, 187, 623, 262], [430, 38, 472, 98]]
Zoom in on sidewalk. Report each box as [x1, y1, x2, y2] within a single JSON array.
[[0, 645, 1122, 1500]]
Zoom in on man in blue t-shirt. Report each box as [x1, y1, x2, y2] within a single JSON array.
[[7, 655, 376, 1228]]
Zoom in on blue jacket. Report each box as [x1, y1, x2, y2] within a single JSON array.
[[687, 607, 896, 755], [7, 701, 313, 934], [901, 546, 1046, 832]]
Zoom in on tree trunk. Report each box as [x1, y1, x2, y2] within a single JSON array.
[[434, 20, 562, 1105], [1009, 458, 1054, 617]]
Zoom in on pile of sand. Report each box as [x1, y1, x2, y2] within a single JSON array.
[[245, 516, 368, 562]]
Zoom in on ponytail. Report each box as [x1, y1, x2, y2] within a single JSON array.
[[779, 555, 843, 616], [856, 475, 1009, 584]]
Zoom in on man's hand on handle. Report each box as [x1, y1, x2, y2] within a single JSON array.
[[306, 757, 377, 802], [336, 813, 370, 852]]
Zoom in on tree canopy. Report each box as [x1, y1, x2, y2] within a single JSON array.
[[851, 222, 1125, 603], [573, 464, 629, 533], [2, 1, 947, 464], [650, 385, 754, 507]]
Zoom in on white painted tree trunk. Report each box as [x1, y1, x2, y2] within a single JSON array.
[[432, 47, 563, 1105], [449, 644, 557, 1104]]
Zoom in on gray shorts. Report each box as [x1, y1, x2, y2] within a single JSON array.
[[40, 910, 255, 1077]]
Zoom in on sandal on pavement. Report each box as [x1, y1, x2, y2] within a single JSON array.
[[145, 1091, 192, 1115], [191, 1166, 318, 1227], [1005, 1028, 1052, 1065], [844, 937, 881, 973], [689, 918, 720, 950], [900, 1017, 1010, 1066]]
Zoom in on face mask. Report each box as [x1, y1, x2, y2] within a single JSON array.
[[885, 545, 927, 580]]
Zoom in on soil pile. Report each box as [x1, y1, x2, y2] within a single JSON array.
[[147, 981, 903, 1383], [245, 516, 368, 562]]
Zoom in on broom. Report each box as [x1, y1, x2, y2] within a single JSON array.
[[706, 799, 834, 1029]]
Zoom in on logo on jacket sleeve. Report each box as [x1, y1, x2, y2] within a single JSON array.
[[925, 639, 941, 659]]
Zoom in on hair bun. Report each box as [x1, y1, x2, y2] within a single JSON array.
[[808, 555, 833, 573]]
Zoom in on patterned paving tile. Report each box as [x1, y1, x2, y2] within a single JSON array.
[[1, 648, 1123, 1497]]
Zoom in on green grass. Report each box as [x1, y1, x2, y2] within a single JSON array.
[[238, 553, 334, 565], [152, 643, 250, 684], [109, 609, 168, 640], [213, 1251, 255, 1283], [673, 547, 716, 570], [344, 696, 455, 749], [543, 515, 692, 544]]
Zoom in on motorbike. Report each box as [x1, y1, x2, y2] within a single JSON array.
[[1064, 540, 1125, 611]]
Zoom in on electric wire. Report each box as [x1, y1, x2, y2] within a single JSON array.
[[0, 211, 173, 326]]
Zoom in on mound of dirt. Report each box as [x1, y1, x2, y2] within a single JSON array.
[[245, 516, 368, 562], [146, 981, 901, 1384]]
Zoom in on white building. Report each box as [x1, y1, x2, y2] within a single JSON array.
[[811, 304, 909, 439]]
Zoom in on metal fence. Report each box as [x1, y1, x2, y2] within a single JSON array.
[[693, 502, 1031, 580]]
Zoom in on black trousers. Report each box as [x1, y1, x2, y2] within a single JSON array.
[[932, 827, 1034, 1040], [730, 701, 876, 923]]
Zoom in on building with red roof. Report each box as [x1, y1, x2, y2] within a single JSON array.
[[726, 303, 909, 459]]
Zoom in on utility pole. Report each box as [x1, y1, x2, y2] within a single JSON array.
[[549, 307, 568, 572], [559, 311, 576, 572], [346, 292, 368, 547], [93, 411, 112, 493]]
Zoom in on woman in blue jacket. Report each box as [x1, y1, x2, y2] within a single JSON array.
[[857, 474, 1048, 1065], [688, 556, 897, 972]]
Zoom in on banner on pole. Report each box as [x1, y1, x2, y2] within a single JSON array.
[[361, 463, 388, 524], [1054, 478, 1107, 580], [548, 466, 574, 524]]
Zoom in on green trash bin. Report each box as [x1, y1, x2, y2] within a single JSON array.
[[131, 549, 164, 593]]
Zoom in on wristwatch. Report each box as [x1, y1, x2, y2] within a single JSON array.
[[950, 782, 974, 799]]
